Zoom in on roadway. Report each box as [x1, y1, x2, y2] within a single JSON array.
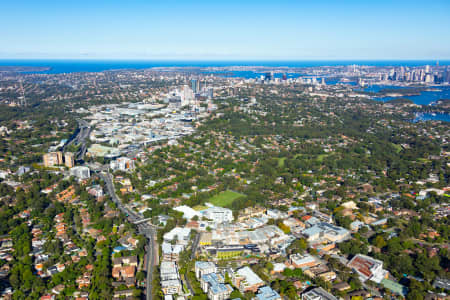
[[63, 119, 91, 162], [183, 232, 200, 296], [191, 232, 200, 260], [70, 118, 158, 300], [100, 171, 158, 300]]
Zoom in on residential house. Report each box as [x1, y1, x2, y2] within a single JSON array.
[[113, 289, 134, 299], [290, 254, 320, 269], [301, 287, 337, 300]]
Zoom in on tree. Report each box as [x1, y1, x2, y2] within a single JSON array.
[[136, 271, 145, 282], [265, 261, 274, 272], [22, 268, 34, 291], [386, 237, 403, 254], [349, 273, 362, 290], [230, 289, 244, 299], [374, 235, 387, 248], [406, 289, 424, 300], [360, 226, 369, 234], [277, 221, 290, 234], [133, 289, 142, 298]]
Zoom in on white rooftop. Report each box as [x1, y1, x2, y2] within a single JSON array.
[[163, 227, 191, 242], [236, 266, 264, 286], [173, 205, 201, 220]]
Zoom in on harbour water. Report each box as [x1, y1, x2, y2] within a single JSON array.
[[358, 85, 450, 105]]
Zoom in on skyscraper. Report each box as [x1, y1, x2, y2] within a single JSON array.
[[445, 68, 450, 84], [182, 85, 193, 106], [207, 87, 213, 99], [191, 79, 199, 94]]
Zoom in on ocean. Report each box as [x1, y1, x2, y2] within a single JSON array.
[[0, 59, 449, 74]]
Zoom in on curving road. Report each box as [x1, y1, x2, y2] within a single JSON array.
[[100, 172, 157, 300], [63, 119, 91, 161], [67, 119, 158, 299]]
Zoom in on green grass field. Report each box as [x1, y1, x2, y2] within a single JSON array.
[[277, 157, 286, 167], [317, 154, 328, 162], [391, 143, 402, 153], [209, 190, 246, 207]]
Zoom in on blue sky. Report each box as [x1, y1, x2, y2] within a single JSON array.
[[1, 0, 450, 60]]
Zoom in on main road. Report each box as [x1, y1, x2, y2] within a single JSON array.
[[99, 172, 158, 300], [73, 119, 158, 300], [63, 119, 92, 161]]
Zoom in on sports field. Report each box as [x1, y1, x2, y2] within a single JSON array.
[[209, 190, 246, 207]]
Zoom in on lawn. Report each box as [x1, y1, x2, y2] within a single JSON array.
[[317, 154, 329, 162], [209, 190, 246, 207], [391, 143, 402, 153], [277, 157, 286, 167], [417, 158, 431, 163]]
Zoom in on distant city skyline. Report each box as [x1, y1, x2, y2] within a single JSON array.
[[1, 0, 450, 60]]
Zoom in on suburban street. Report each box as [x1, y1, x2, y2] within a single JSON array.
[[63, 112, 160, 300], [100, 172, 158, 300]]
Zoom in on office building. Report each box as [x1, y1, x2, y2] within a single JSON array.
[[163, 227, 191, 245], [201, 206, 233, 224], [290, 253, 320, 269], [110, 157, 135, 171], [302, 222, 350, 243], [69, 166, 90, 180]]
